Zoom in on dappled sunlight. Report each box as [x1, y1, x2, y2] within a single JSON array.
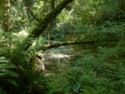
[[13, 30, 28, 38], [1, 0, 125, 94], [18, 30, 28, 37], [49, 53, 70, 59], [37, 47, 74, 60]]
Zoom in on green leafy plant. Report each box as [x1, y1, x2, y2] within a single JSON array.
[[0, 56, 19, 94], [47, 38, 125, 94]]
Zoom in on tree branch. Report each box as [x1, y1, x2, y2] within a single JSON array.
[[40, 40, 97, 51], [37, 40, 119, 51], [23, 0, 40, 22]]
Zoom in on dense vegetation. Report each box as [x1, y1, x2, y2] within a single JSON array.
[[0, 0, 125, 94]]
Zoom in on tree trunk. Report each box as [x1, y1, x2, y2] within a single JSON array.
[[23, 0, 74, 50]]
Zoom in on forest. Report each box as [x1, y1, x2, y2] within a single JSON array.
[[0, 0, 125, 94]]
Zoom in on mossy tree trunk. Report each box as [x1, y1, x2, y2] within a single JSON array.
[[23, 0, 74, 50], [11, 0, 74, 86]]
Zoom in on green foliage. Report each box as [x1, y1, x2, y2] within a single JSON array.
[[47, 40, 125, 94], [0, 0, 125, 94], [0, 65, 18, 78], [74, 0, 119, 24], [0, 56, 19, 94]]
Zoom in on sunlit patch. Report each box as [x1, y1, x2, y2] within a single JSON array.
[[12, 30, 28, 38], [50, 53, 70, 59], [18, 30, 28, 37]]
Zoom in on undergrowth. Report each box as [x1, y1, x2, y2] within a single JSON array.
[[0, 21, 125, 94], [47, 40, 125, 94]]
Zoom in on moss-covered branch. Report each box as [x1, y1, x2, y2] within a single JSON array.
[[38, 39, 119, 51], [40, 40, 97, 51], [23, 0, 40, 22]]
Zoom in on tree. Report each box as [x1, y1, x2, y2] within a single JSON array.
[[0, 0, 74, 94], [22, 0, 74, 50], [1, 0, 125, 94], [0, 0, 11, 32]]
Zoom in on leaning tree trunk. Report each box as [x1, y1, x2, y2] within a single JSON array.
[[11, 0, 74, 78], [10, 0, 74, 92], [22, 0, 74, 50]]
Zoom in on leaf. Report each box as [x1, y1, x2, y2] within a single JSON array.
[[72, 83, 81, 93], [7, 79, 18, 87], [0, 70, 19, 77], [38, 37, 46, 45], [0, 57, 8, 63], [0, 63, 17, 69]]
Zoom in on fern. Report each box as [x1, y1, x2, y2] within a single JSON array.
[[0, 56, 18, 77], [47, 40, 125, 94], [0, 56, 19, 94]]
